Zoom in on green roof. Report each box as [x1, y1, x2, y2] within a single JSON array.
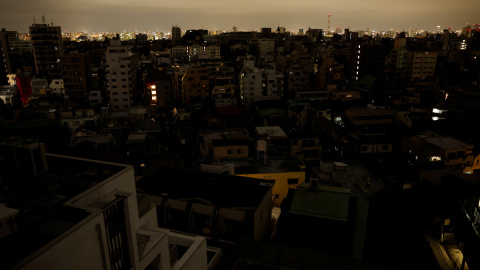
[[290, 183, 350, 222]]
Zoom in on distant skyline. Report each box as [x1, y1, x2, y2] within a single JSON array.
[[1, 0, 479, 33]]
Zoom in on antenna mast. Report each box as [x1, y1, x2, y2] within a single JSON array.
[[328, 14, 331, 35]]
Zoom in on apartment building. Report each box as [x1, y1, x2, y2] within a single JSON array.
[[181, 66, 209, 105], [105, 38, 135, 110], [29, 22, 63, 79], [406, 51, 437, 84], [61, 53, 91, 101], [0, 140, 216, 270]]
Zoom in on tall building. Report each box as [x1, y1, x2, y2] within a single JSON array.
[[240, 57, 263, 108], [181, 66, 209, 105], [29, 20, 63, 79], [172, 25, 181, 43], [405, 51, 437, 84], [0, 30, 9, 85], [385, 37, 408, 78], [105, 38, 135, 110], [61, 53, 91, 101], [350, 42, 386, 82], [0, 28, 24, 76]]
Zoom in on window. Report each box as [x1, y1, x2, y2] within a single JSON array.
[[361, 145, 368, 152], [288, 178, 299, 185], [236, 149, 244, 154], [227, 149, 234, 154], [429, 156, 441, 162], [381, 144, 389, 151]]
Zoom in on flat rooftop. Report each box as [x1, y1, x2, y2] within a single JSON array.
[[255, 126, 288, 138], [199, 128, 249, 141], [220, 156, 304, 174], [136, 166, 271, 208], [422, 137, 472, 150], [0, 154, 127, 269]]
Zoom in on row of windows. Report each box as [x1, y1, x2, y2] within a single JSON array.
[[227, 149, 244, 154]]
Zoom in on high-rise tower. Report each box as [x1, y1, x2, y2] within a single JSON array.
[[172, 25, 181, 43], [29, 16, 63, 80], [105, 37, 134, 110]]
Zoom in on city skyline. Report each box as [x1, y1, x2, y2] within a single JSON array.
[[1, 0, 479, 34]]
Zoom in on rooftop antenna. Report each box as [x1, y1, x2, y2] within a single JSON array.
[[33, 16, 36, 24], [42, 13, 45, 24]]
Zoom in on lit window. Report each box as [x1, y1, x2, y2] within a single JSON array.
[[151, 90, 156, 94], [429, 156, 441, 162], [152, 96, 157, 100]]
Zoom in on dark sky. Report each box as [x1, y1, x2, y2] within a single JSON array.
[[1, 0, 479, 33]]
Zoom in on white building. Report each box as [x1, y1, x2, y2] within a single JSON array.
[[240, 58, 263, 108], [0, 146, 218, 270], [406, 51, 437, 83], [106, 39, 134, 110], [49, 79, 65, 95], [0, 85, 16, 104], [7, 74, 16, 86], [264, 67, 284, 97]]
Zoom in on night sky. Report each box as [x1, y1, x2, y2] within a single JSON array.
[[1, 0, 479, 33]]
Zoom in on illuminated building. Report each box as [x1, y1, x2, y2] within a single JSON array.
[[105, 38, 135, 110], [350, 42, 386, 82], [29, 19, 63, 79], [404, 134, 474, 173]]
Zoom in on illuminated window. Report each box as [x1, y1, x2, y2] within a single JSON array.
[[429, 156, 441, 162], [152, 96, 157, 100], [151, 90, 156, 94]]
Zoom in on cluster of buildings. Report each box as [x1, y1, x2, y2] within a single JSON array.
[[1, 20, 480, 269]]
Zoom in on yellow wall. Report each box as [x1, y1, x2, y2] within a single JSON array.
[[236, 171, 305, 207]]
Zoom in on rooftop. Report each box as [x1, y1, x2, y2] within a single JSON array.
[[255, 126, 288, 139], [136, 166, 271, 208], [220, 156, 304, 174], [199, 128, 249, 142], [422, 136, 472, 150], [0, 154, 128, 268]]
